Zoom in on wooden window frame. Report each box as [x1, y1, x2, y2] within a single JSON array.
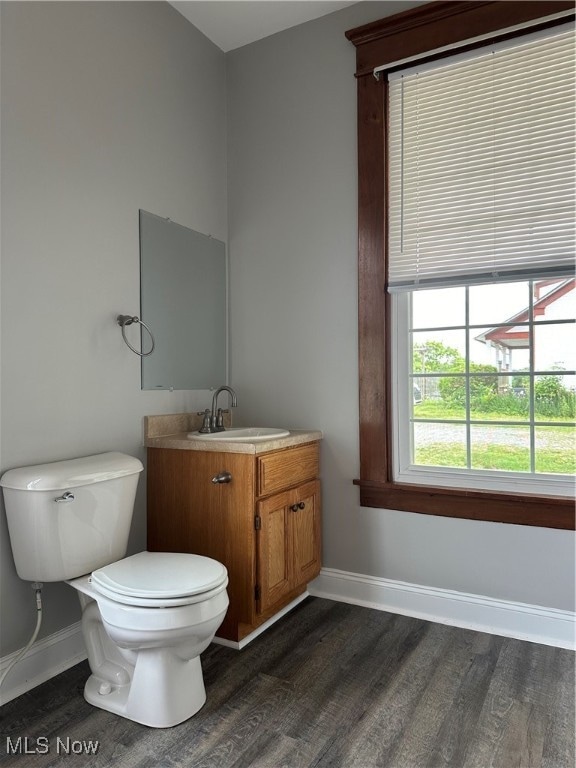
[[347, 1, 575, 530]]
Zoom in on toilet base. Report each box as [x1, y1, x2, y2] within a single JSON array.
[[84, 652, 206, 728], [69, 574, 227, 728]]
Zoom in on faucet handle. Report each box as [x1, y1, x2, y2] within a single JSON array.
[[216, 408, 227, 429], [197, 409, 212, 433]]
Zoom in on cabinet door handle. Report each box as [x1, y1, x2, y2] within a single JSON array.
[[298, 502, 306, 509], [212, 471, 232, 484], [290, 503, 299, 512]]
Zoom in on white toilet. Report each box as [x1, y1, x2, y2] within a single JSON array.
[[0, 452, 229, 728]]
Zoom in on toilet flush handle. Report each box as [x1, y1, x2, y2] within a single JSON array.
[[212, 472, 232, 484], [54, 491, 75, 503]]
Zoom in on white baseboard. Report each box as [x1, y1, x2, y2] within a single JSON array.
[[309, 568, 576, 650], [2, 573, 572, 705], [0, 622, 87, 706]]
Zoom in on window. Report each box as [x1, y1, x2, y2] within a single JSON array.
[[346, 1, 575, 528], [394, 280, 575, 495], [390, 26, 575, 497]]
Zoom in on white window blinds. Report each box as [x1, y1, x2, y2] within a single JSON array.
[[387, 24, 575, 292]]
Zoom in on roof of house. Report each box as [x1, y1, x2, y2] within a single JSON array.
[[475, 278, 575, 350]]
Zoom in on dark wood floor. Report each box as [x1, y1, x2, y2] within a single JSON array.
[[1, 598, 574, 768]]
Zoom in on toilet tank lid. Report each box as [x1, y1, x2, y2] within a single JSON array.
[[0, 452, 143, 491]]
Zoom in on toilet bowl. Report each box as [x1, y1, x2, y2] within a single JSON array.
[[68, 552, 229, 728], [0, 452, 229, 728]]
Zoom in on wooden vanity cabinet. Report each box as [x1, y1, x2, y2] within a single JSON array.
[[146, 440, 321, 643]]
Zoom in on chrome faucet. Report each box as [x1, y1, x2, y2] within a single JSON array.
[[198, 386, 238, 433], [211, 386, 238, 431]]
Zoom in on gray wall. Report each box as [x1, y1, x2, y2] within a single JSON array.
[[0, 1, 227, 654], [226, 3, 575, 612], [1, 0, 573, 665]]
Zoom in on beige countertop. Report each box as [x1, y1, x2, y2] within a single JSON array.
[[144, 414, 321, 454]]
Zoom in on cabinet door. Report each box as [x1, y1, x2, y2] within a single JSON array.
[[256, 491, 292, 614], [256, 479, 321, 614], [291, 480, 321, 587]]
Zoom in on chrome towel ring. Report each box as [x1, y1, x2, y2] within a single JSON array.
[[117, 314, 155, 357]]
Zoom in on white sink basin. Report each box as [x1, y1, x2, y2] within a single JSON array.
[[187, 427, 290, 442]]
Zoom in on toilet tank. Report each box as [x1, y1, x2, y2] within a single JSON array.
[[0, 452, 143, 582]]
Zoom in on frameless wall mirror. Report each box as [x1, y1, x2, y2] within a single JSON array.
[[139, 210, 227, 390]]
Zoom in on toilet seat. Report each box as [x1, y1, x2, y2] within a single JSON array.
[[90, 551, 228, 608]]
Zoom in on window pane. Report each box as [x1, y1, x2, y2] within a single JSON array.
[[535, 426, 576, 474], [470, 424, 530, 472], [412, 330, 466, 373], [413, 422, 467, 468], [412, 286, 465, 329], [534, 322, 576, 373], [412, 376, 466, 419], [469, 281, 530, 326], [534, 374, 576, 423], [469, 375, 530, 422]]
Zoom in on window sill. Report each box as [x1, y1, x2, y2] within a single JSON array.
[[353, 479, 575, 530]]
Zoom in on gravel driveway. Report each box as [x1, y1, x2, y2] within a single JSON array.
[[415, 422, 575, 450]]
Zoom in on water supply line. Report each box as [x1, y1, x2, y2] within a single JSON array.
[[0, 583, 43, 689]]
